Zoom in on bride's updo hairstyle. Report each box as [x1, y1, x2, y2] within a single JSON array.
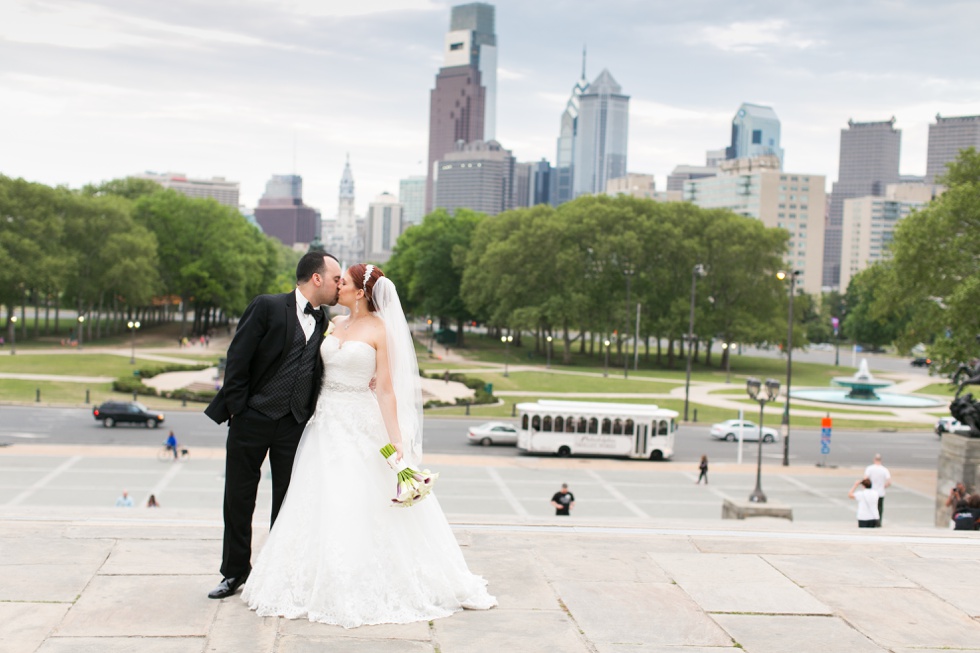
[[348, 263, 385, 312]]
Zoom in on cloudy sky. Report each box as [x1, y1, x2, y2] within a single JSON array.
[[2, 0, 979, 216]]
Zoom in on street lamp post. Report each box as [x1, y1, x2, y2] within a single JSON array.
[[683, 264, 706, 421], [8, 315, 17, 355], [746, 377, 781, 503], [722, 342, 733, 383], [546, 335, 552, 369], [77, 315, 85, 351], [832, 315, 841, 367], [501, 335, 513, 377], [623, 267, 634, 379], [127, 320, 141, 364], [603, 339, 611, 377], [776, 270, 801, 467]]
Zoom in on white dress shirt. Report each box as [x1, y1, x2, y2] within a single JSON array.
[[295, 288, 318, 342]]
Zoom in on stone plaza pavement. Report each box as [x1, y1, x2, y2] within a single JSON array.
[[4, 449, 980, 652]]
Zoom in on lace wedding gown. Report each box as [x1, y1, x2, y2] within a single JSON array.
[[242, 334, 496, 627]]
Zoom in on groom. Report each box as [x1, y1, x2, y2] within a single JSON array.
[[205, 251, 342, 599]]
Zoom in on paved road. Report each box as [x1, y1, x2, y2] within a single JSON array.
[[0, 406, 941, 469]]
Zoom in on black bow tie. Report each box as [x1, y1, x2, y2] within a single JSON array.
[[304, 302, 324, 321]]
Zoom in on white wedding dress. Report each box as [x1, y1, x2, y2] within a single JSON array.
[[242, 334, 496, 627]]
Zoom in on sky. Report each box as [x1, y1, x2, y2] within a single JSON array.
[[2, 0, 980, 217]]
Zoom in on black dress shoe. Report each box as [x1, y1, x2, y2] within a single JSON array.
[[208, 573, 249, 599]]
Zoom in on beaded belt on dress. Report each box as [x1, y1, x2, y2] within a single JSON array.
[[321, 380, 370, 393]]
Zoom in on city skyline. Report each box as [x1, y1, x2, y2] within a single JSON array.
[[2, 0, 979, 217]]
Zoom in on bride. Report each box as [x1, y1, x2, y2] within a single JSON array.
[[242, 263, 496, 627]]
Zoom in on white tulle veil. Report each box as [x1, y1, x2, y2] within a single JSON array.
[[371, 276, 424, 465]]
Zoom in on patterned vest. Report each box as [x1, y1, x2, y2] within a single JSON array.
[[248, 320, 320, 422]]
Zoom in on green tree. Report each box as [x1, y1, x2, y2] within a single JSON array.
[[844, 263, 904, 350], [877, 148, 980, 369]]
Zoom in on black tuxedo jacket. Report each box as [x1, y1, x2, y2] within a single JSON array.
[[205, 292, 325, 424]]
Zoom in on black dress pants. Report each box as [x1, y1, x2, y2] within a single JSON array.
[[220, 408, 305, 579]]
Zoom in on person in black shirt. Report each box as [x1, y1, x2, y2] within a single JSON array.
[[551, 483, 575, 516]]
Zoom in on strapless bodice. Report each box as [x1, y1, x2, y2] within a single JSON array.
[[320, 334, 376, 391]]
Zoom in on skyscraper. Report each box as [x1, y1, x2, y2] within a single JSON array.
[[425, 2, 497, 213], [926, 114, 980, 183], [726, 103, 784, 167], [822, 118, 901, 289], [573, 69, 629, 198], [551, 50, 589, 206], [254, 174, 320, 248], [398, 176, 426, 226], [433, 140, 515, 216]]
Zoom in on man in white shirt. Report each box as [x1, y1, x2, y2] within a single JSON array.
[[864, 453, 891, 526]]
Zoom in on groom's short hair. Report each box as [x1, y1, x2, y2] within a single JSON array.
[[296, 252, 339, 282]]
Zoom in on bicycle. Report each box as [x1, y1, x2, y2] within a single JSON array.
[[157, 446, 190, 462]]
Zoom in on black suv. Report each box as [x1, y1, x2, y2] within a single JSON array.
[[910, 357, 932, 367], [93, 401, 165, 428]]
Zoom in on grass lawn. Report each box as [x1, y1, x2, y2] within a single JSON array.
[[918, 383, 958, 396], [0, 379, 206, 409], [0, 353, 218, 376], [473, 371, 679, 394]]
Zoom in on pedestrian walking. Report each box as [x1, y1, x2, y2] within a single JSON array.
[[864, 453, 891, 526], [848, 478, 880, 528], [551, 483, 575, 516], [696, 455, 709, 485]]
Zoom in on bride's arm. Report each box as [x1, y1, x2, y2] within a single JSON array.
[[374, 322, 404, 461]]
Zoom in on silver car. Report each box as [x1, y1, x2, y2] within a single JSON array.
[[467, 421, 518, 446], [709, 419, 779, 443]]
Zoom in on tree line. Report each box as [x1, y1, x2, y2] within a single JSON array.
[[386, 194, 809, 369], [0, 175, 299, 342]]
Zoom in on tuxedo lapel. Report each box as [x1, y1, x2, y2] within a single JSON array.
[[283, 291, 297, 352]]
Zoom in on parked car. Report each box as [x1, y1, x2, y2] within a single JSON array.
[[910, 357, 932, 368], [935, 416, 970, 437], [467, 421, 518, 446], [709, 419, 779, 443], [92, 401, 165, 428]]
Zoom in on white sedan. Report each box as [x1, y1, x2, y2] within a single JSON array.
[[467, 421, 518, 446], [710, 419, 780, 443]]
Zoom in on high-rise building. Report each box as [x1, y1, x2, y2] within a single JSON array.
[[531, 159, 552, 206], [573, 69, 629, 197], [365, 193, 405, 264], [136, 171, 240, 207], [926, 114, 980, 184], [551, 50, 589, 206], [425, 2, 497, 213], [606, 173, 655, 200], [513, 162, 533, 208], [433, 140, 515, 216], [725, 103, 784, 167], [254, 174, 320, 249], [683, 156, 826, 295], [398, 176, 426, 226], [839, 184, 934, 290], [822, 118, 901, 289], [705, 149, 727, 168], [667, 165, 718, 193]]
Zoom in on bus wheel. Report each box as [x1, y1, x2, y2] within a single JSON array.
[[557, 446, 571, 457], [649, 450, 664, 461]]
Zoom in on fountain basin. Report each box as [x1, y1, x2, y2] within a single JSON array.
[[790, 388, 942, 408]]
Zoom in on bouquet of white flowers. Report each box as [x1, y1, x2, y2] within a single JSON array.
[[379, 443, 438, 507]]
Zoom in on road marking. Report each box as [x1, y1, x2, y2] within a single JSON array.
[[584, 469, 649, 518], [779, 474, 853, 512], [486, 467, 529, 517], [144, 460, 186, 506], [0, 432, 49, 439], [6, 455, 82, 506]]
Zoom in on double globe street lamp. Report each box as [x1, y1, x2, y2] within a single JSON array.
[[746, 377, 780, 503], [127, 320, 141, 364], [775, 269, 801, 466], [683, 264, 706, 421], [501, 334, 513, 377]]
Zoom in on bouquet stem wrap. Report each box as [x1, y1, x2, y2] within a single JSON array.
[[380, 443, 439, 507]]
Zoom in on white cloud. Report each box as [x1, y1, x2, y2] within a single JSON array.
[[691, 19, 824, 53]]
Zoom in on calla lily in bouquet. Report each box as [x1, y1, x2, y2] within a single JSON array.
[[380, 443, 438, 507]]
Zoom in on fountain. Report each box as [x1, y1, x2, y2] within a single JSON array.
[[791, 359, 942, 408], [833, 359, 893, 400]]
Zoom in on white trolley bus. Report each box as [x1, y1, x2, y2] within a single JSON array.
[[515, 400, 677, 461]]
